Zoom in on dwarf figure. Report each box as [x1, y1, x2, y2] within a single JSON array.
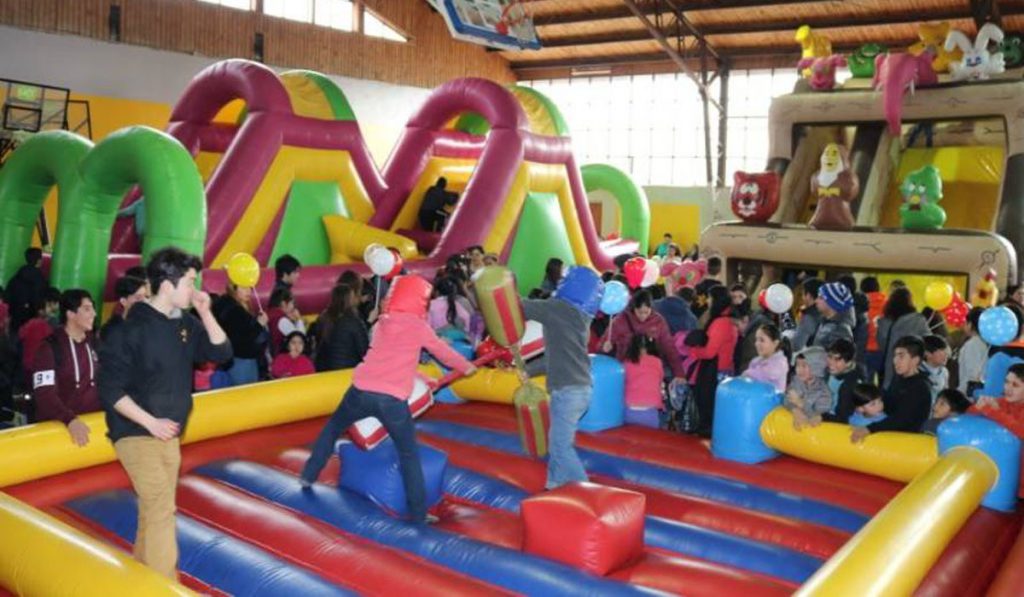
[[809, 143, 859, 230]]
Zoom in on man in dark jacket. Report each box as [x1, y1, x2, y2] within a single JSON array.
[[32, 289, 100, 445], [653, 286, 698, 336], [852, 336, 931, 441], [418, 177, 459, 232], [6, 247, 47, 331], [822, 338, 863, 423], [99, 247, 231, 579]]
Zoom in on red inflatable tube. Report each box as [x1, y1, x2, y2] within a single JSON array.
[[177, 476, 510, 597], [7, 418, 327, 508], [952, 509, 1024, 597], [266, 446, 797, 596], [425, 404, 892, 514], [418, 433, 849, 560], [48, 506, 228, 597]]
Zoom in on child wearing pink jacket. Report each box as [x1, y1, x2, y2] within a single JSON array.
[[742, 323, 788, 393], [624, 335, 665, 428]]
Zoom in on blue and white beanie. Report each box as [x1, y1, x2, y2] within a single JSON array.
[[818, 282, 853, 313]]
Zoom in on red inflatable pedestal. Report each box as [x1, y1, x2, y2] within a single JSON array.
[[521, 482, 645, 575]]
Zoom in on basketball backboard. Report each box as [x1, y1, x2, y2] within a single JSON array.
[[433, 0, 541, 51]]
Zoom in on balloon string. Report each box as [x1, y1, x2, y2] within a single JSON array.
[[605, 314, 615, 341], [253, 291, 264, 314], [375, 276, 382, 310]]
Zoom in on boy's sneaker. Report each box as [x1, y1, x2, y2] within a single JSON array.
[[299, 477, 313, 490], [423, 513, 440, 525]]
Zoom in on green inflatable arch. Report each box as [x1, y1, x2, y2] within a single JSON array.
[[0, 126, 206, 305], [581, 163, 650, 255]]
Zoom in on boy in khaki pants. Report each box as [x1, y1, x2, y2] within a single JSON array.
[[99, 248, 231, 578]]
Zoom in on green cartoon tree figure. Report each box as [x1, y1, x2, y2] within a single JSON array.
[[899, 165, 946, 230]]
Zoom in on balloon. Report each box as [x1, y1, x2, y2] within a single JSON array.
[[924, 281, 954, 311], [758, 289, 769, 310], [943, 293, 969, 328], [675, 259, 707, 288], [366, 246, 396, 277], [385, 248, 403, 280], [623, 257, 646, 289], [473, 266, 526, 348], [226, 252, 260, 288], [979, 306, 1019, 346], [600, 280, 629, 315], [362, 243, 385, 263], [764, 283, 793, 314], [641, 259, 660, 288]]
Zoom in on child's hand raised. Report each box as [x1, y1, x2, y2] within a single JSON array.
[[850, 426, 870, 443]]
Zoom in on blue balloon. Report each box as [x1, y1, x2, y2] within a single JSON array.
[[600, 280, 630, 315], [979, 306, 1019, 346]]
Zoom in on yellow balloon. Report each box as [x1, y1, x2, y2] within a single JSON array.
[[924, 281, 954, 311], [226, 252, 260, 288]]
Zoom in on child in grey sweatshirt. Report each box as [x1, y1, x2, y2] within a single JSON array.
[[786, 346, 831, 429]]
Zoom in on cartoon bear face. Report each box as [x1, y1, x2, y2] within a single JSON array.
[[731, 171, 780, 222]]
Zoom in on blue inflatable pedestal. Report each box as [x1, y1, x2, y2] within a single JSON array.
[[579, 355, 625, 432], [938, 415, 1022, 512], [710, 377, 782, 464], [337, 439, 448, 517]]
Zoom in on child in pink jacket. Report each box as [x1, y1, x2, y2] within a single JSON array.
[[741, 323, 788, 392], [301, 275, 475, 524], [624, 335, 665, 428]]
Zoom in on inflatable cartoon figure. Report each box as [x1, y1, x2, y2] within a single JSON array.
[[849, 43, 886, 78], [946, 23, 1006, 82], [808, 143, 859, 231], [731, 171, 780, 222], [1000, 35, 1022, 68], [899, 165, 946, 230], [796, 55, 846, 90], [972, 268, 1000, 308], [795, 25, 832, 77], [909, 21, 962, 73]]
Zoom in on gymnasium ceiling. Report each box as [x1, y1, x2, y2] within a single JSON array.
[[501, 0, 1024, 79]]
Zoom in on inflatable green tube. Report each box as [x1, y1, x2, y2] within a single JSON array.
[[0, 131, 93, 282], [581, 163, 650, 255], [0, 126, 205, 304], [52, 126, 206, 302]]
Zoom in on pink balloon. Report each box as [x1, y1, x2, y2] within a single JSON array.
[[641, 259, 660, 288]]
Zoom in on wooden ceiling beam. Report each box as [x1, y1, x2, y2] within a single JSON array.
[[533, 0, 823, 26]]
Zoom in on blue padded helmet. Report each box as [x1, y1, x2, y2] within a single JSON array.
[[553, 266, 604, 317]]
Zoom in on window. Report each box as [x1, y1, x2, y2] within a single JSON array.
[[364, 9, 407, 42], [314, 0, 353, 31], [724, 68, 799, 177], [198, 0, 252, 9], [264, 0, 312, 23]]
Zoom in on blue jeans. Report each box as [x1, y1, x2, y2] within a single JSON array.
[[546, 385, 591, 489], [302, 386, 427, 521], [227, 357, 258, 386]]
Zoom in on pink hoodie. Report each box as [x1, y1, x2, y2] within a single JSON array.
[[742, 351, 789, 392], [352, 312, 474, 399]]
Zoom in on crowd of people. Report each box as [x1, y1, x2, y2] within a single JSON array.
[[5, 236, 1024, 578]]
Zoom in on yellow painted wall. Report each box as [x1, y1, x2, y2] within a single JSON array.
[[650, 203, 702, 253]]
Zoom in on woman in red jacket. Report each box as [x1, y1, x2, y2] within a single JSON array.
[[604, 290, 686, 382], [686, 285, 739, 436]]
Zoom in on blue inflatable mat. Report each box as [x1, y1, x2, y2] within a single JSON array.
[[197, 460, 664, 596], [66, 490, 355, 597], [417, 419, 868, 533]]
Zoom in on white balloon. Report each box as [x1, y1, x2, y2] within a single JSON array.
[[764, 283, 794, 314], [640, 258, 660, 288], [367, 246, 396, 276], [363, 243, 385, 264]]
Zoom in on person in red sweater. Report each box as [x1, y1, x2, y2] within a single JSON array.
[[301, 275, 475, 524], [271, 331, 315, 379], [18, 287, 61, 375], [604, 290, 686, 384], [973, 362, 1024, 438], [32, 289, 100, 446], [686, 285, 740, 436]]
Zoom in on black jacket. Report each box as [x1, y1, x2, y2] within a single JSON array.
[[6, 264, 47, 330], [869, 371, 931, 433], [99, 303, 232, 441], [212, 295, 266, 359], [823, 365, 863, 424], [314, 313, 369, 371]]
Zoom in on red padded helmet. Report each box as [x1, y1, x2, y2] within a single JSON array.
[[382, 274, 432, 317]]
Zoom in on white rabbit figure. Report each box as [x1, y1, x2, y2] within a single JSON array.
[[945, 23, 1006, 81]]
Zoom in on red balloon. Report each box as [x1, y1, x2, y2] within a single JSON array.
[[942, 293, 969, 328], [758, 289, 769, 310], [385, 249, 403, 280], [623, 257, 646, 289]]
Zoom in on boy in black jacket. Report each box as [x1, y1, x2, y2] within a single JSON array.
[[823, 338, 862, 423], [851, 335, 931, 442], [98, 248, 231, 579]]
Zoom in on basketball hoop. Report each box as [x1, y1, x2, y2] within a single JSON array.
[[495, 0, 531, 46]]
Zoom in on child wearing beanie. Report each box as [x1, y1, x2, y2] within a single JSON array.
[[786, 345, 831, 429]]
